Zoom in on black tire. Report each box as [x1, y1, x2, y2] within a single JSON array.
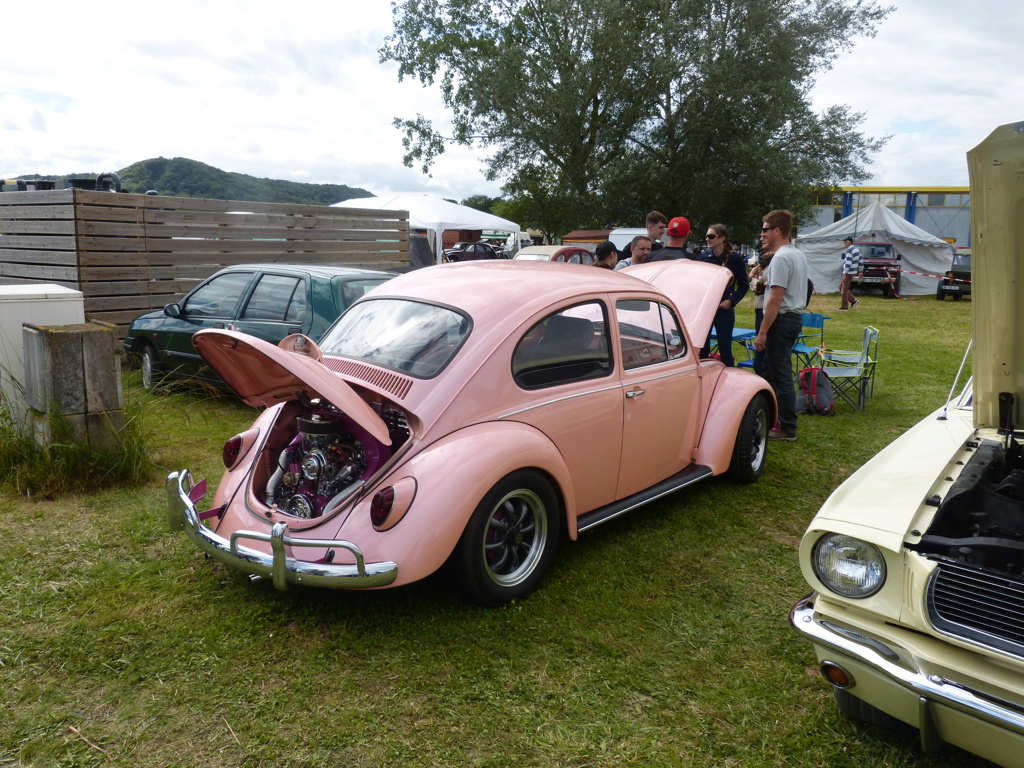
[[449, 470, 560, 607], [936, 282, 945, 300], [727, 394, 770, 483], [833, 687, 904, 730], [140, 343, 163, 390]]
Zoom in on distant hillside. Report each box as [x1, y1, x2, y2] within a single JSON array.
[[16, 157, 372, 206]]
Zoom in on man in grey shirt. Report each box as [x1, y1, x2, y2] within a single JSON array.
[[754, 209, 808, 442]]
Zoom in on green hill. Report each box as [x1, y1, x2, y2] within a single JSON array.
[[13, 157, 371, 206]]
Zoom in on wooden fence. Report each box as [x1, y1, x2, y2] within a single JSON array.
[[0, 189, 409, 334]]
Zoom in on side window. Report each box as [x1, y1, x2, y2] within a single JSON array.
[[512, 301, 611, 389], [616, 299, 687, 369], [182, 272, 253, 318], [340, 279, 388, 310], [241, 274, 306, 323]]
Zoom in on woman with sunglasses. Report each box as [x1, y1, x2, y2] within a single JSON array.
[[699, 223, 749, 366]]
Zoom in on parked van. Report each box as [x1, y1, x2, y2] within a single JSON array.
[[608, 227, 647, 251]]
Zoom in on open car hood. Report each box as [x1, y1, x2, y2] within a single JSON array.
[[968, 121, 1024, 430], [193, 329, 391, 445], [623, 260, 733, 348]]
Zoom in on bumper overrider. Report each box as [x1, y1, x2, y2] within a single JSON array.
[[791, 595, 1024, 755], [166, 470, 398, 591]]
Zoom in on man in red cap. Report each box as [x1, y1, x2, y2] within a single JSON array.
[[647, 216, 695, 262]]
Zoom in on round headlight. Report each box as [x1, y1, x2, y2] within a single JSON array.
[[812, 533, 886, 598]]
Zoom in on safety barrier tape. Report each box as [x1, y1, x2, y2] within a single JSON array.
[[859, 270, 971, 284], [899, 270, 972, 284]]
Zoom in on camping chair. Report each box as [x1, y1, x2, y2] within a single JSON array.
[[791, 312, 829, 373], [820, 327, 879, 411]]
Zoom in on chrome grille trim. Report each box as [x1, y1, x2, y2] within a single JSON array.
[[928, 559, 1024, 659]]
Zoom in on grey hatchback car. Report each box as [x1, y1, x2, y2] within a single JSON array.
[[124, 264, 395, 389]]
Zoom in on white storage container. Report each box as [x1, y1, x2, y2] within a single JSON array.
[[0, 284, 86, 428]]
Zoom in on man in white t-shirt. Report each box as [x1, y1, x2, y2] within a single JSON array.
[[754, 209, 809, 442]]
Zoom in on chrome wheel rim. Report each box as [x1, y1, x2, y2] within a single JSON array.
[[141, 351, 154, 389], [481, 488, 548, 587], [750, 406, 768, 471]]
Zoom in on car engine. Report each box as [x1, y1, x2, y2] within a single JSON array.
[[264, 402, 410, 519], [911, 435, 1024, 573]]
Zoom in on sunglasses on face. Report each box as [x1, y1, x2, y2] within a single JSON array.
[[705, 234, 718, 240], [760, 226, 776, 233]]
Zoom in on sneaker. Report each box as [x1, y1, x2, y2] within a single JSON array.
[[768, 429, 797, 442], [852, 299, 860, 308]]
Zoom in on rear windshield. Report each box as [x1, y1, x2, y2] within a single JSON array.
[[319, 298, 470, 378]]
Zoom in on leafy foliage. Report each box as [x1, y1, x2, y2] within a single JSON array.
[[383, 0, 892, 240], [460, 193, 503, 213]]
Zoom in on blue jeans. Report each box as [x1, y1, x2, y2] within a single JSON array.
[[765, 312, 802, 431], [753, 307, 766, 377], [702, 308, 736, 367]]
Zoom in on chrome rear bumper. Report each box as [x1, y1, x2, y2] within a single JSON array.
[[166, 470, 398, 591]]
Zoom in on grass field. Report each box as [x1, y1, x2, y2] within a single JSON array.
[[0, 292, 982, 767]]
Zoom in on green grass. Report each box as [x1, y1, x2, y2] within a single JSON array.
[[0, 293, 982, 767]]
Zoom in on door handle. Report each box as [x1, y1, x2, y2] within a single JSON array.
[[625, 388, 646, 399]]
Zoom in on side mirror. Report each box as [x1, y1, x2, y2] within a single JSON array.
[[164, 303, 182, 318]]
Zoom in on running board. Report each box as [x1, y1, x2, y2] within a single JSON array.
[[576, 465, 715, 533]]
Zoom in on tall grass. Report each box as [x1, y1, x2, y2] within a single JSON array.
[[0, 294, 982, 767], [0, 394, 153, 499]]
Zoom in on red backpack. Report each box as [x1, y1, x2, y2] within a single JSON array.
[[797, 367, 835, 415]]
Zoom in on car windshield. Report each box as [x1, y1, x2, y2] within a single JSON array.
[[953, 253, 971, 268], [319, 298, 470, 378]]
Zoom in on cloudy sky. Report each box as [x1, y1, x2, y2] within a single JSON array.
[[2, 0, 1021, 201]]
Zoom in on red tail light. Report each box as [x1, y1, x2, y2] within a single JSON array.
[[223, 435, 243, 468], [370, 486, 396, 527]]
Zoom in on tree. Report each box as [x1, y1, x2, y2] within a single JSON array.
[[383, 0, 890, 240], [382, 0, 660, 232], [460, 194, 502, 213]]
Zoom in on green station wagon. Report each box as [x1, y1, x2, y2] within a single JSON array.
[[124, 264, 395, 389]]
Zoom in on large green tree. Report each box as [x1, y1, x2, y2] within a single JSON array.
[[383, 0, 890, 240]]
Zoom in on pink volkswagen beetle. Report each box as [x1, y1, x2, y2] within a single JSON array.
[[167, 260, 776, 606]]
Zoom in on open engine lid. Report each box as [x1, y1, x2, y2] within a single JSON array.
[[622, 259, 732, 348], [193, 329, 391, 445], [968, 121, 1024, 430]]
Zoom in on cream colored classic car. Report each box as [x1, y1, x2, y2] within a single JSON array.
[[791, 121, 1024, 766]]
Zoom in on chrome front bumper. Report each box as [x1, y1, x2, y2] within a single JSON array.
[[791, 595, 1024, 753], [166, 470, 398, 591]]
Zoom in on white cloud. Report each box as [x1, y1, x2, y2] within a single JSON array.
[[810, 0, 1024, 186], [2, 0, 1021, 197]]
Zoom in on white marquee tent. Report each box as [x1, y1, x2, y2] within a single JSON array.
[[795, 202, 955, 295], [333, 193, 521, 265]]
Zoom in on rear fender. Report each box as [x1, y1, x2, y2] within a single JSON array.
[[695, 370, 777, 473], [335, 420, 575, 587]]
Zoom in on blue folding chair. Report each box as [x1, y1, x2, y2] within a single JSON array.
[[792, 312, 829, 372]]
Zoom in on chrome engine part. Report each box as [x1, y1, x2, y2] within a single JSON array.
[[266, 412, 367, 518]]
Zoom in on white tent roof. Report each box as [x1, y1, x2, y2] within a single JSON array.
[[795, 202, 955, 295], [333, 193, 520, 265]]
